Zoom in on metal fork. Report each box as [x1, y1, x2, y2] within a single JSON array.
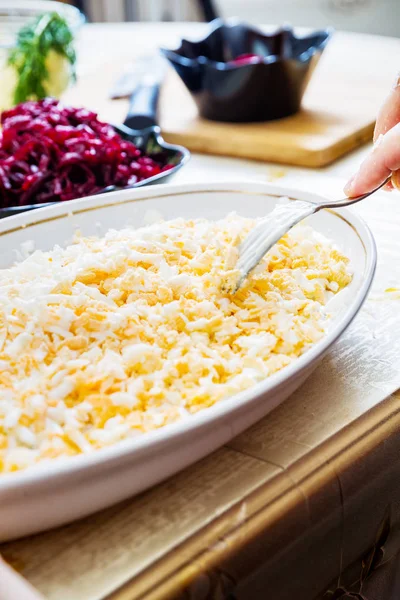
[[232, 176, 391, 293]]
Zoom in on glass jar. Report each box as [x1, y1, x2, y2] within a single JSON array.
[[0, 0, 84, 112]]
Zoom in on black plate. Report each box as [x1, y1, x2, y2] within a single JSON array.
[[0, 124, 190, 219]]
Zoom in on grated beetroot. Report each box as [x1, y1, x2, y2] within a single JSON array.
[[0, 98, 174, 207]]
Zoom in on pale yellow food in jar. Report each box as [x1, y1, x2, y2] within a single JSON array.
[[0, 49, 72, 113]]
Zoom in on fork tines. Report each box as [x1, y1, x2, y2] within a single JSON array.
[[233, 200, 315, 292]]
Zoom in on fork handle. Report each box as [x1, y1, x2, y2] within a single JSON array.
[[321, 175, 392, 209]]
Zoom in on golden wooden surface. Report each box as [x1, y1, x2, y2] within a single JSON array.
[[1, 23, 400, 600]]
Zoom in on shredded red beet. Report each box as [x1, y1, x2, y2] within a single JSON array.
[[0, 98, 174, 207]]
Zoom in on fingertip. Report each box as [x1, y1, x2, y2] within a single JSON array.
[[373, 133, 384, 149], [344, 174, 355, 197], [373, 122, 381, 143], [373, 80, 400, 142], [392, 171, 400, 190]]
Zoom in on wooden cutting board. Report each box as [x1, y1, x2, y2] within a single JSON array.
[[158, 31, 400, 167]]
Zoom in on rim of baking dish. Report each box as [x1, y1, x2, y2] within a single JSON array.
[[0, 180, 376, 489]]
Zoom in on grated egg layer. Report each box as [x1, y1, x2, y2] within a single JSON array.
[[0, 214, 352, 473]]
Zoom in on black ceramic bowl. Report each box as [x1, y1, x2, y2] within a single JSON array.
[[161, 19, 332, 123]]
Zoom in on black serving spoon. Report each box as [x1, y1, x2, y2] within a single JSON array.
[[0, 58, 190, 219]]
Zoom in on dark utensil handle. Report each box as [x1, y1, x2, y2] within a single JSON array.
[[197, 0, 219, 22], [123, 84, 160, 130]]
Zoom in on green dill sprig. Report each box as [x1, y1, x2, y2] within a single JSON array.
[[8, 12, 76, 105]]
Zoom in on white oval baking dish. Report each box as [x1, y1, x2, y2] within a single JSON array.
[[0, 181, 376, 541]]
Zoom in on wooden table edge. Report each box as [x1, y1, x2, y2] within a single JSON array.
[[102, 389, 400, 600]]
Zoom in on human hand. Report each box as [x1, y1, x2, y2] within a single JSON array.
[[344, 75, 400, 197]]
